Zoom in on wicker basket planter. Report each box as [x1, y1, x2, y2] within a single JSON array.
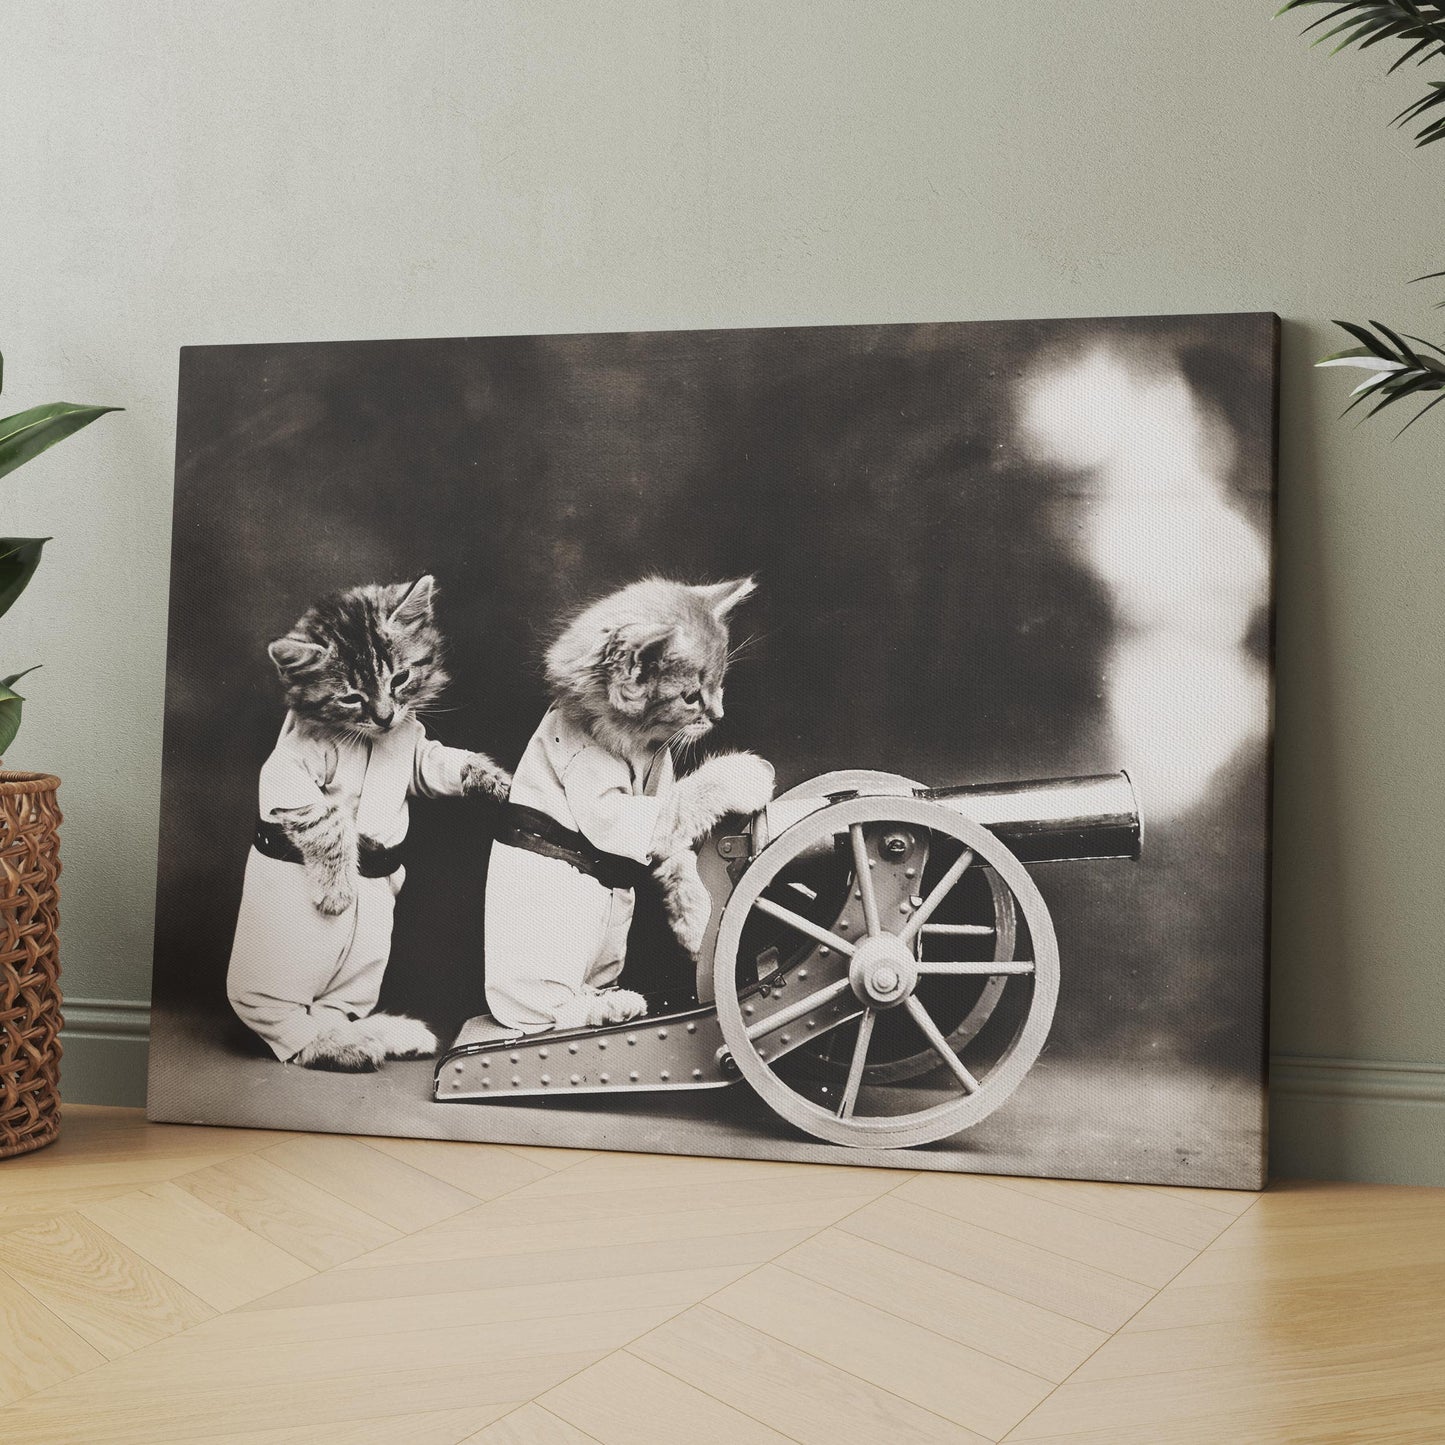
[[0, 771, 63, 1159]]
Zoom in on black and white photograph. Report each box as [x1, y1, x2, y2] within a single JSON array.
[[147, 313, 1277, 1188]]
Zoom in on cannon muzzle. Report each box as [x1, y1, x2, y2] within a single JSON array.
[[754, 771, 1141, 865], [917, 772, 1141, 863]]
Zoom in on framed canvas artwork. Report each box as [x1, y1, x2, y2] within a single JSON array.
[[147, 313, 1277, 1189]]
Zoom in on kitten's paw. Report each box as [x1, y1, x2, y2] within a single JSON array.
[[708, 752, 776, 816], [462, 754, 511, 802], [658, 851, 712, 957], [295, 1027, 385, 1073], [670, 894, 710, 957], [361, 1012, 439, 1059], [592, 988, 649, 1026], [311, 875, 356, 916], [549, 988, 649, 1032]]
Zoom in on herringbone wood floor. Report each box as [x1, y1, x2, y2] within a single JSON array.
[[0, 1108, 1440, 1443]]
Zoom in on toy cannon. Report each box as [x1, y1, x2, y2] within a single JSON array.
[[436, 769, 1141, 1149]]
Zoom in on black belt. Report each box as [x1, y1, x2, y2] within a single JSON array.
[[497, 802, 651, 891], [253, 819, 407, 879]]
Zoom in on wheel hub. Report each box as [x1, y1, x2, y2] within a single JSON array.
[[848, 933, 917, 1008]]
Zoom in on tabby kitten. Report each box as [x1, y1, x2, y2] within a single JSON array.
[[227, 576, 510, 1072], [483, 576, 774, 1034]]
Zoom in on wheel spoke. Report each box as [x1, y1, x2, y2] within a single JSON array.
[[745, 976, 852, 1041], [919, 923, 994, 936], [754, 896, 857, 956], [900, 847, 975, 944], [905, 994, 981, 1093], [849, 824, 882, 938], [837, 1008, 876, 1118], [916, 960, 1035, 976]]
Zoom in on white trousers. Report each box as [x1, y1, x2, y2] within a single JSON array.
[[226, 850, 404, 1060], [483, 842, 635, 1033]]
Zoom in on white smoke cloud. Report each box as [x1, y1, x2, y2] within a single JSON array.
[[1017, 345, 1269, 819]]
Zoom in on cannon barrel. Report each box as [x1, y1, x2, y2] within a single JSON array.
[[753, 771, 1141, 865], [916, 771, 1141, 863]]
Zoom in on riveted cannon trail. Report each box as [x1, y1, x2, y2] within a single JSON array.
[[436, 769, 1142, 1149]]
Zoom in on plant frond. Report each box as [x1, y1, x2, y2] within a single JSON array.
[[1395, 390, 1445, 432], [1280, 2, 1445, 142], [1318, 319, 1445, 430]]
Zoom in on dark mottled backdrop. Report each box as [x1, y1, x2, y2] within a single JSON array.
[[152, 315, 1274, 1125]]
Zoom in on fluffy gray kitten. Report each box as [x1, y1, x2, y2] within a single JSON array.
[[545, 576, 774, 1001]]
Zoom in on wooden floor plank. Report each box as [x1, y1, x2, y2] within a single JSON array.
[[1072, 1305, 1445, 1384], [0, 1153, 257, 1207], [1007, 1355, 1445, 1441], [452, 1166, 904, 1233], [174, 1152, 402, 1270], [516, 1148, 912, 1199], [1003, 1389, 1445, 1445], [709, 1264, 1051, 1439], [496, 1144, 597, 1171], [778, 1227, 1107, 1383], [1207, 1188, 1445, 1243], [632, 1305, 989, 1445], [177, 1266, 747, 1348], [841, 1195, 1153, 1332], [1149, 1183, 1260, 1216], [897, 1173, 1197, 1288], [0, 1361, 551, 1445], [259, 1135, 480, 1231], [1125, 1259, 1445, 1333], [0, 1265, 106, 1406], [47, 1107, 292, 1164], [0, 1213, 214, 1359], [44, 1307, 679, 1398], [337, 1176, 885, 1270], [243, 1227, 810, 1312], [989, 1174, 1240, 1250], [467, 1403, 602, 1444], [1, 1185, 171, 1238], [1166, 1219, 1445, 1290], [1206, 1178, 1440, 1232], [80, 1182, 314, 1311], [198, 1406, 513, 1445], [360, 1136, 554, 1200], [542, 1350, 795, 1444]]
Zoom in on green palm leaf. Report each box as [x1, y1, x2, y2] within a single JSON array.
[[1317, 319, 1445, 432], [1279, 2, 1445, 141]]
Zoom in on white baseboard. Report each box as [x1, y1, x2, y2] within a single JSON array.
[[50, 1004, 1445, 1185]]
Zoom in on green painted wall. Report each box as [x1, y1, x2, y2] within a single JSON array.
[[4, 1, 1441, 1182]]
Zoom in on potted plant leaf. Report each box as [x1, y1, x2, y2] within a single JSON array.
[[1280, 1, 1445, 429], [0, 349, 118, 1157]]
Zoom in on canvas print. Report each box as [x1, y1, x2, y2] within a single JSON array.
[[147, 314, 1277, 1188]]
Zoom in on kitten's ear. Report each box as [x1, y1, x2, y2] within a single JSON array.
[[696, 577, 756, 621], [602, 622, 673, 716], [268, 636, 328, 675], [389, 575, 436, 628]]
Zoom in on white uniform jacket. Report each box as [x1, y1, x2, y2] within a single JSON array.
[[484, 707, 674, 1032], [227, 712, 473, 1060]]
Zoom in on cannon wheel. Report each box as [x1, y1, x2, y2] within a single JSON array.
[[773, 772, 1017, 1085], [713, 796, 1059, 1149]]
